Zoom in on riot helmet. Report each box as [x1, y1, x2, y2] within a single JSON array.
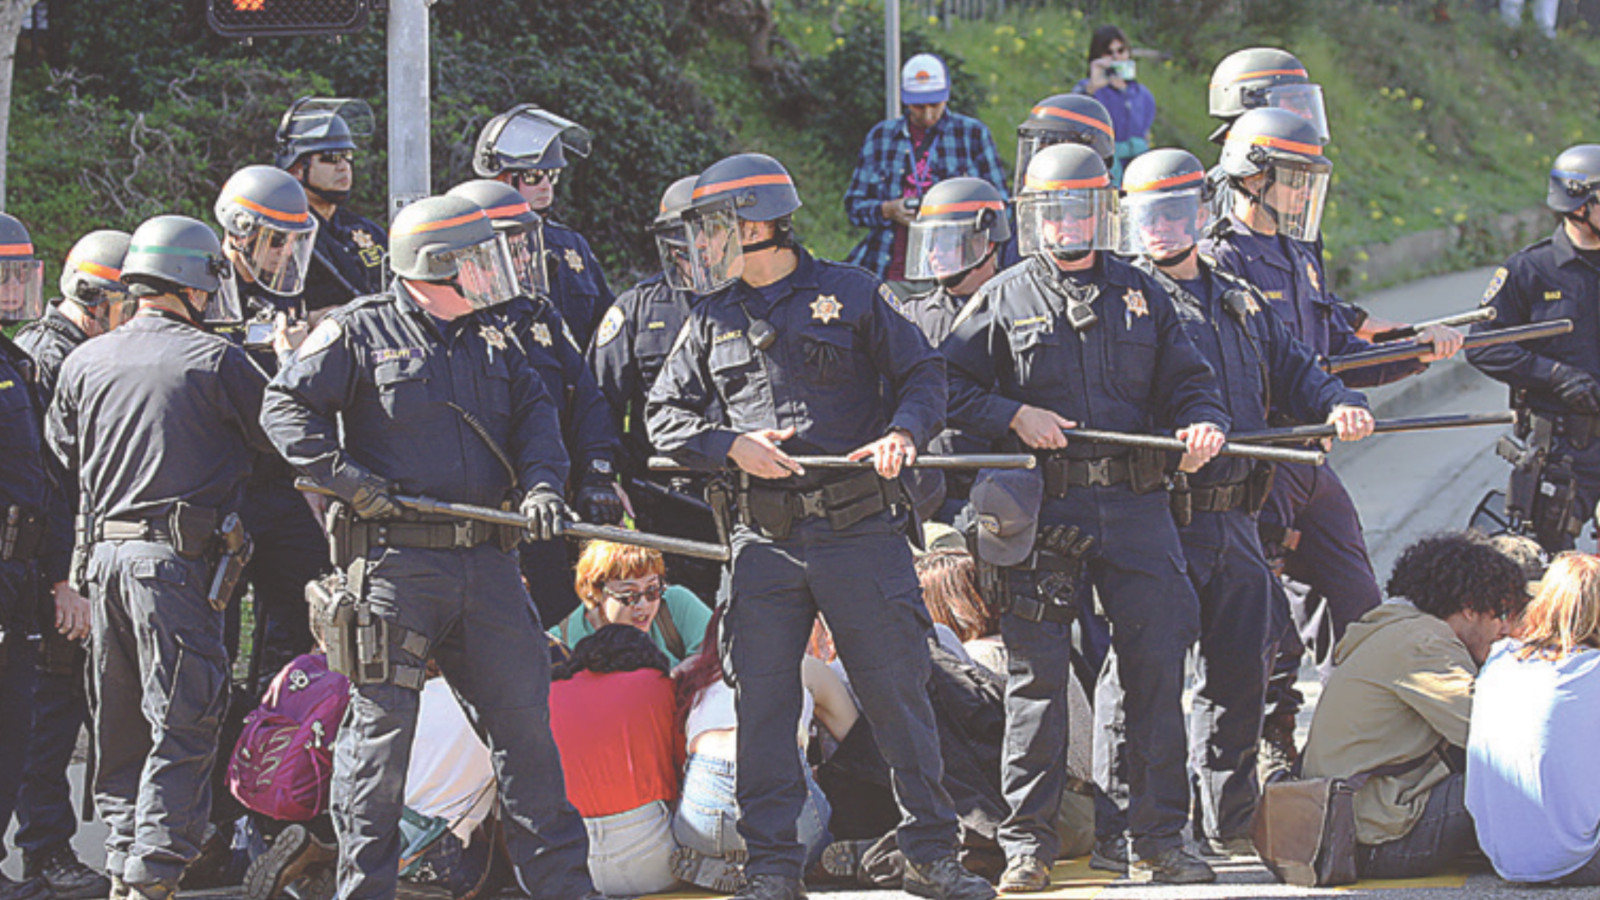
[[473, 104, 592, 178], [905, 177, 1010, 284], [59, 230, 134, 331], [122, 215, 239, 324], [682, 153, 802, 294], [0, 213, 43, 324], [1119, 149, 1209, 263], [389, 196, 520, 312], [214, 165, 319, 297], [650, 176, 698, 293], [1220, 108, 1331, 242], [1015, 94, 1115, 194], [446, 179, 548, 299], [1208, 47, 1328, 144], [1016, 144, 1118, 260], [275, 97, 374, 203], [1547, 144, 1600, 214]]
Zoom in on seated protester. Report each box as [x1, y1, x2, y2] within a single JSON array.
[[671, 608, 855, 891], [1301, 532, 1524, 880], [548, 625, 684, 896], [400, 666, 500, 900], [551, 540, 713, 666], [1468, 553, 1600, 887]]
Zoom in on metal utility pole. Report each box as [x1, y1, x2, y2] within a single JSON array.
[[884, 0, 900, 121], [387, 0, 430, 220]]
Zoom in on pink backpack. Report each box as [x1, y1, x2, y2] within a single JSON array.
[[229, 653, 351, 821]]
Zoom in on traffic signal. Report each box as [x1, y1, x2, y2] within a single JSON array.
[[206, 0, 369, 39]]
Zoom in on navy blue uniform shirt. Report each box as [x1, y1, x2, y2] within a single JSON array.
[[1140, 258, 1366, 484], [47, 311, 273, 523], [15, 305, 94, 582], [1, 332, 70, 582], [588, 273, 700, 473], [495, 293, 618, 482], [646, 247, 946, 472], [262, 287, 569, 507], [303, 206, 388, 312], [543, 219, 614, 351], [940, 254, 1229, 454], [1468, 226, 1600, 416], [1202, 215, 1422, 391]]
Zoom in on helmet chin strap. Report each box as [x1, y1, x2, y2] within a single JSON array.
[[938, 244, 998, 290], [1153, 245, 1198, 268], [1237, 165, 1281, 229], [1566, 199, 1600, 243], [294, 167, 350, 205], [1051, 248, 1093, 263]]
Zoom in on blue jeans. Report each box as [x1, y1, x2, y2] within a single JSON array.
[[673, 753, 832, 874], [1357, 773, 1478, 880]]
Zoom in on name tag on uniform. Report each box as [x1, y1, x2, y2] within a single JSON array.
[[0, 379, 13, 390], [371, 347, 424, 365], [714, 329, 744, 345], [1012, 314, 1049, 330], [646, 320, 667, 330], [1264, 290, 1284, 300], [1545, 290, 1563, 301]]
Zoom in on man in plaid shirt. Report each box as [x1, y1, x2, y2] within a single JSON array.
[[843, 53, 1009, 282]]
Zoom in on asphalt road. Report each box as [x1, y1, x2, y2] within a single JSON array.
[[7, 266, 1596, 899]]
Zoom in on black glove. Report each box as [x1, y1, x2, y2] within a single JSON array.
[[1034, 524, 1096, 604], [1551, 363, 1600, 415], [521, 484, 573, 542], [577, 473, 625, 525], [328, 461, 399, 520]]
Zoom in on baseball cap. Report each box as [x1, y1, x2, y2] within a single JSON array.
[[968, 467, 1043, 567], [902, 53, 951, 106]]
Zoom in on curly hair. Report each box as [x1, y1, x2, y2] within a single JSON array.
[[1384, 531, 1527, 621], [553, 623, 670, 681]]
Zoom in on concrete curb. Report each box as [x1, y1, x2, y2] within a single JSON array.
[[1333, 206, 1549, 292]]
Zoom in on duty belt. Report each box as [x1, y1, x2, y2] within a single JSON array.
[[739, 468, 902, 539], [1005, 592, 1077, 624], [94, 519, 176, 543], [360, 517, 502, 550], [1190, 479, 1251, 513], [1042, 455, 1130, 496]]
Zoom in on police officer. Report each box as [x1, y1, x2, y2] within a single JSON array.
[[589, 176, 723, 602], [260, 195, 593, 900], [901, 176, 1011, 523], [1469, 144, 1600, 553], [1203, 48, 1330, 221], [0, 215, 61, 900], [1014, 94, 1116, 193], [446, 178, 622, 624], [275, 97, 388, 311], [1201, 108, 1463, 767], [1113, 147, 1373, 855], [214, 165, 329, 696], [11, 230, 132, 900], [475, 104, 615, 348], [941, 143, 1228, 887], [46, 215, 272, 900], [647, 153, 993, 900]]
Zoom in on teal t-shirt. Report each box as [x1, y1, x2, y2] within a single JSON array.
[[550, 584, 712, 667]]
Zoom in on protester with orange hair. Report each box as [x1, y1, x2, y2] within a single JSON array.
[[549, 540, 714, 664]]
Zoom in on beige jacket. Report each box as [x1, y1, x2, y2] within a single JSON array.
[[1300, 601, 1475, 845]]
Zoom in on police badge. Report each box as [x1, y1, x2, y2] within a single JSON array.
[[564, 247, 585, 274]]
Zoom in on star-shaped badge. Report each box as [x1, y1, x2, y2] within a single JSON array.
[[531, 322, 553, 347], [810, 294, 842, 324], [480, 323, 507, 362], [1124, 289, 1149, 318], [564, 247, 585, 274], [351, 229, 375, 249], [1306, 262, 1321, 292]]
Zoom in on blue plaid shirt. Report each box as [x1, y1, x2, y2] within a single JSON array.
[[843, 110, 1008, 278]]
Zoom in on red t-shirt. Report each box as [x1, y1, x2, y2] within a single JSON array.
[[548, 669, 684, 818]]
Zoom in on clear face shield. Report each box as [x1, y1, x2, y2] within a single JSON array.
[[1120, 190, 1208, 260], [904, 214, 995, 281], [652, 221, 694, 292], [1014, 134, 1062, 197], [434, 237, 520, 310], [1017, 189, 1119, 258], [0, 258, 43, 323], [1247, 83, 1330, 144], [78, 280, 137, 330], [230, 219, 318, 297], [200, 261, 245, 325], [488, 108, 593, 169], [1261, 160, 1332, 242], [286, 98, 376, 141], [501, 228, 548, 298], [683, 202, 745, 295]]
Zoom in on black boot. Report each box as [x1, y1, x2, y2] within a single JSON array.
[[24, 847, 111, 900], [904, 856, 996, 900]]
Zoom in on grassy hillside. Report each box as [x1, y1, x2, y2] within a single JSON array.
[[682, 0, 1600, 289]]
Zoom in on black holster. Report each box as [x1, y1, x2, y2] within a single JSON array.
[[1169, 472, 1193, 528], [168, 502, 220, 559], [1243, 461, 1276, 514], [1129, 447, 1167, 495], [1, 505, 46, 562]]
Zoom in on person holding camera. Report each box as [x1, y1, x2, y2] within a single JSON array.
[[1073, 26, 1154, 186], [843, 53, 1007, 285]]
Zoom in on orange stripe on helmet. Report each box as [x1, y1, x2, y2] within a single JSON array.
[[0, 242, 34, 256], [919, 199, 1006, 216], [232, 195, 311, 225], [1247, 133, 1323, 157], [484, 201, 533, 220], [395, 210, 488, 236], [691, 173, 793, 200], [1023, 174, 1110, 191], [1031, 105, 1115, 137], [74, 260, 122, 281], [1123, 170, 1205, 193], [1211, 67, 1307, 88]]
